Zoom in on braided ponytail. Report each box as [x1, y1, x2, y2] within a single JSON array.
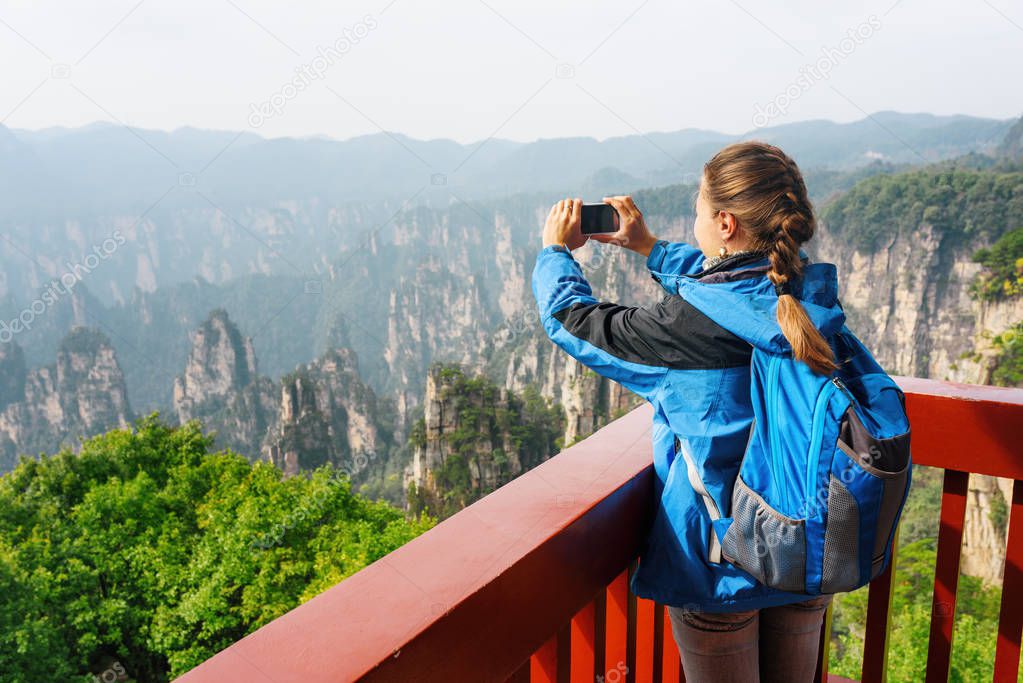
[[703, 142, 837, 375]]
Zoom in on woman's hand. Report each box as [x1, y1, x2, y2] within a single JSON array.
[[590, 195, 658, 257], [542, 198, 588, 251]]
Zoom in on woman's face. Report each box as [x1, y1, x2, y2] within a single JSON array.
[[693, 178, 720, 258], [694, 176, 748, 257]]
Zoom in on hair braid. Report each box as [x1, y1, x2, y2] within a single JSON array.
[[703, 141, 837, 374]]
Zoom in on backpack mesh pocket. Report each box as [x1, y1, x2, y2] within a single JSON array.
[[722, 476, 806, 593], [821, 475, 861, 593]]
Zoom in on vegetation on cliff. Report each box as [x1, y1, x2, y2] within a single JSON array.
[[971, 227, 1023, 301], [821, 169, 1023, 253], [0, 416, 433, 682], [967, 227, 1023, 387], [988, 322, 1023, 387], [407, 364, 564, 518]]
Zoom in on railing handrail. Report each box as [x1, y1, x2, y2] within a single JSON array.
[[179, 377, 1023, 683], [893, 376, 1023, 479]]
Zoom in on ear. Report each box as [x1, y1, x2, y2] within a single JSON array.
[[717, 210, 740, 241]]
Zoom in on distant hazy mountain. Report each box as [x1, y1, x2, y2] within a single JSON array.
[[0, 112, 1009, 316], [999, 116, 1023, 160], [1, 112, 1011, 218]]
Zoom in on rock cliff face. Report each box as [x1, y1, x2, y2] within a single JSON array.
[[961, 474, 1013, 583], [172, 309, 277, 457], [813, 224, 1023, 385], [264, 347, 393, 477], [0, 201, 387, 308], [171, 310, 393, 475], [0, 329, 131, 470], [0, 343, 27, 415], [385, 259, 492, 432], [499, 327, 639, 445], [174, 309, 258, 409]]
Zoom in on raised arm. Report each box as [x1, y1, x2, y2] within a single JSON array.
[[532, 246, 750, 400], [532, 245, 667, 399]]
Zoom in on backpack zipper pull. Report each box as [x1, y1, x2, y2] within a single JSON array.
[[832, 376, 855, 403]]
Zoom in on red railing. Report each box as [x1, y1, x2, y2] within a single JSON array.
[[178, 377, 1023, 683]]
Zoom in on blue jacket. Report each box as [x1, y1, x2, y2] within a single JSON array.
[[532, 240, 846, 611]]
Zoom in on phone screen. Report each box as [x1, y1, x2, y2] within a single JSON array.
[[580, 204, 619, 235]]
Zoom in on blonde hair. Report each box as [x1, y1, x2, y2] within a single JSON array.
[[702, 141, 836, 375]]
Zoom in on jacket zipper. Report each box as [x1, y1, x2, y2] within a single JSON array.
[[766, 355, 783, 510], [674, 435, 724, 563], [805, 378, 839, 515]]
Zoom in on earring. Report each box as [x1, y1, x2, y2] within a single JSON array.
[[718, 244, 728, 258]]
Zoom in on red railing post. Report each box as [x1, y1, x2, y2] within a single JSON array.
[[594, 587, 608, 680], [862, 531, 899, 683], [993, 479, 1023, 682], [634, 597, 656, 683], [570, 600, 596, 683], [534, 623, 572, 683], [532, 631, 560, 683], [651, 604, 665, 682], [925, 469, 969, 683], [606, 569, 629, 680]]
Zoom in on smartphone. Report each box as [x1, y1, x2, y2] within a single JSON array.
[[580, 203, 619, 235]]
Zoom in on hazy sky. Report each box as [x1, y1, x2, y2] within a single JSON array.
[[1, 0, 1021, 143]]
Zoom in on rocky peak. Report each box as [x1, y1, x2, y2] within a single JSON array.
[[268, 370, 331, 476], [0, 327, 131, 471], [169, 310, 276, 460], [173, 309, 258, 422], [55, 328, 132, 435], [264, 345, 391, 477]]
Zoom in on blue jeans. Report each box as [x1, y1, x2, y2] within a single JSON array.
[[666, 595, 831, 683]]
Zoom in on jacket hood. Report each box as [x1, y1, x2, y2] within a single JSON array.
[[665, 255, 846, 354]]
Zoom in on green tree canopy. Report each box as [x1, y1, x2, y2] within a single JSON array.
[[0, 415, 433, 681]]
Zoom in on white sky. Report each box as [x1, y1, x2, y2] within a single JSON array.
[[1, 0, 1021, 143]]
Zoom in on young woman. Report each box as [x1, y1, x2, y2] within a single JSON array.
[[532, 141, 838, 682]]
